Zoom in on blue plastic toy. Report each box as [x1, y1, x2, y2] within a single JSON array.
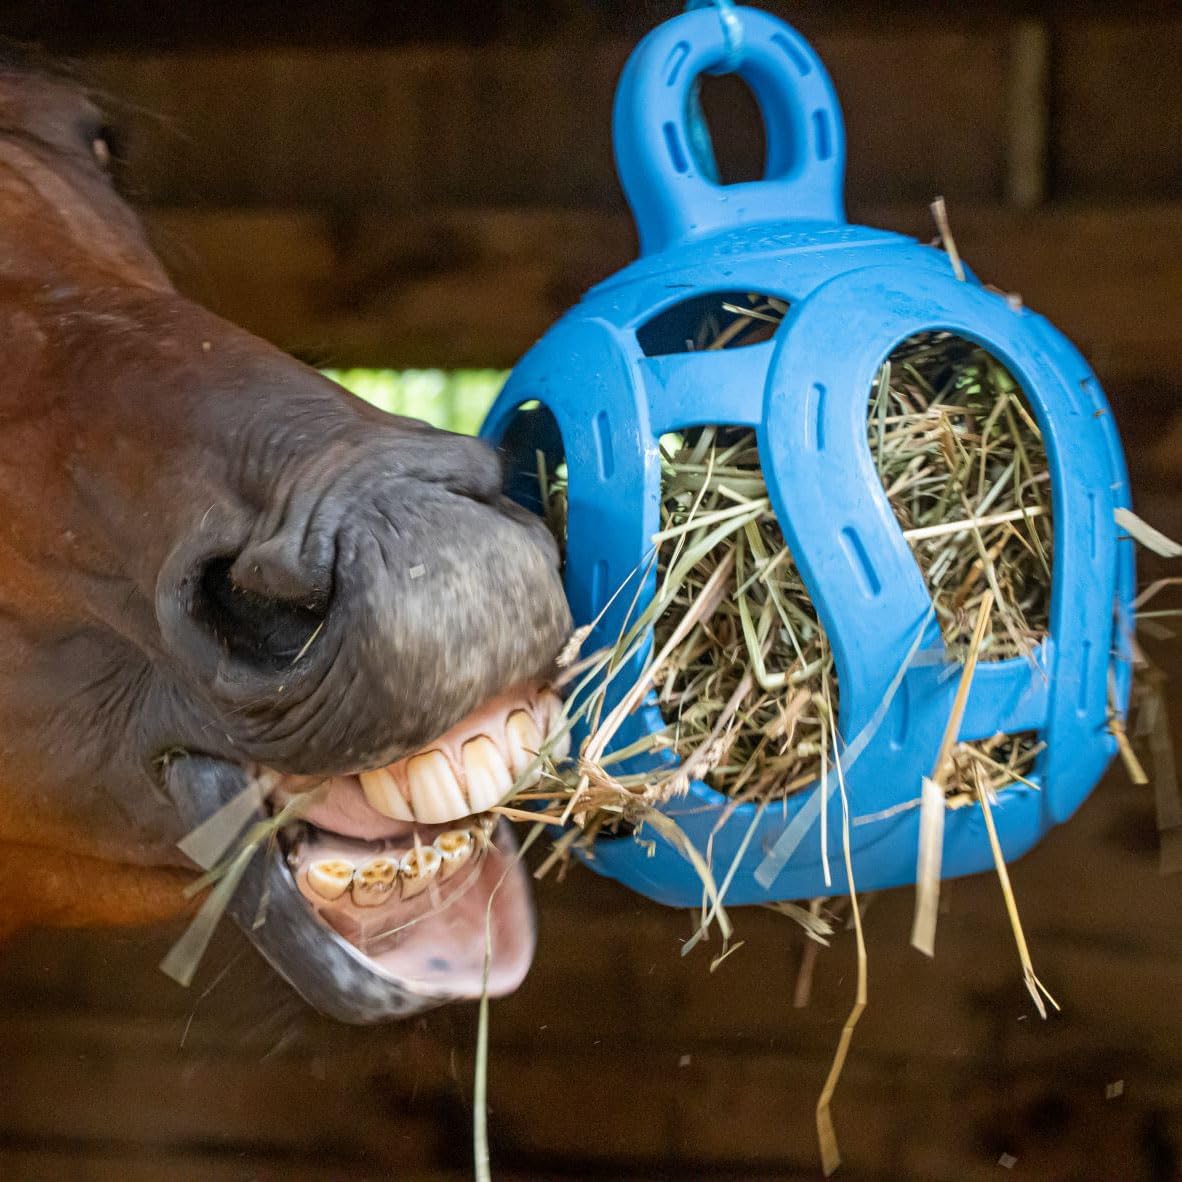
[[480, 3, 1135, 906]]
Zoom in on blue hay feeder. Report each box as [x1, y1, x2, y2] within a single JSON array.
[[480, 4, 1135, 906]]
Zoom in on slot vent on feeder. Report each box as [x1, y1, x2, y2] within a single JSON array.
[[653, 426, 838, 803], [867, 333, 1053, 664], [636, 291, 787, 357]]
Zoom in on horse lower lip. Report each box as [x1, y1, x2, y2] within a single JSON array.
[[165, 756, 537, 1021], [283, 813, 525, 983]]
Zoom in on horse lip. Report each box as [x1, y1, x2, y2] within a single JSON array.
[[164, 755, 453, 1024]]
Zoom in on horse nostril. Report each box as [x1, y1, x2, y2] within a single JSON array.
[[190, 555, 328, 673]]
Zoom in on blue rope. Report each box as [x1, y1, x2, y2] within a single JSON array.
[[686, 0, 743, 73], [683, 0, 745, 183]]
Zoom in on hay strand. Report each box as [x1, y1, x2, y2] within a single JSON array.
[[975, 777, 1059, 1018], [815, 741, 866, 1177], [912, 591, 994, 956]]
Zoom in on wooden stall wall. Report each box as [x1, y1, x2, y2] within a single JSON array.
[[0, 3, 1179, 1179]]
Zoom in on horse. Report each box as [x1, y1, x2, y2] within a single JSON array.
[[0, 53, 571, 1023]]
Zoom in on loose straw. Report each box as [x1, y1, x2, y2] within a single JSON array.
[[912, 591, 995, 956], [976, 780, 1059, 1018], [815, 741, 865, 1177]]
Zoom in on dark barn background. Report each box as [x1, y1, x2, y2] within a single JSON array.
[[1, 1, 1181, 1178]]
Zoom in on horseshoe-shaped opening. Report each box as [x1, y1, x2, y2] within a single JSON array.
[[868, 332, 1054, 663], [653, 425, 837, 803], [492, 304, 1054, 817]]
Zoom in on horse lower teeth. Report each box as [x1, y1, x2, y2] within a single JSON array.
[[307, 858, 354, 901], [300, 828, 484, 909], [351, 856, 399, 907], [435, 828, 475, 879], [399, 845, 442, 898]]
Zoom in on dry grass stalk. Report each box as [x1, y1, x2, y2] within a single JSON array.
[[913, 591, 995, 956], [815, 722, 866, 1178]]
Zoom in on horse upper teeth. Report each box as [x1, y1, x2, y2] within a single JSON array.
[[352, 856, 398, 907], [549, 726, 572, 761], [399, 845, 442, 898], [306, 858, 355, 901], [358, 767, 415, 822], [434, 828, 475, 879], [461, 736, 511, 812], [539, 690, 572, 761], [354, 687, 569, 826], [505, 710, 543, 785], [406, 750, 468, 824]]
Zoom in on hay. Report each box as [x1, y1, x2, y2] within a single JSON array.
[[523, 301, 1053, 827]]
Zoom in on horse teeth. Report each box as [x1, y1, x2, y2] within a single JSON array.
[[548, 726, 572, 761], [505, 710, 543, 784], [461, 736, 511, 812], [538, 690, 571, 761], [434, 829, 475, 879], [358, 767, 415, 822], [306, 858, 355, 901], [351, 856, 399, 907], [406, 751, 469, 824], [399, 845, 442, 898]]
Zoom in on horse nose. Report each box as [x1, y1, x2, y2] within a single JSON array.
[[188, 549, 330, 674], [229, 533, 332, 617], [197, 429, 508, 673], [157, 418, 569, 775]]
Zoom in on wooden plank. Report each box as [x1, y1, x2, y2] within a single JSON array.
[[2, 0, 510, 53], [820, 29, 1010, 205], [1056, 18, 1182, 201], [93, 51, 422, 208], [142, 206, 633, 368], [3, 1, 1175, 54], [864, 202, 1182, 386], [2, 752, 1180, 1060], [1004, 20, 1051, 207], [83, 29, 1013, 210], [0, 995, 1179, 1176], [141, 202, 1182, 386], [80, 18, 1182, 214], [0, 1150, 474, 1182]]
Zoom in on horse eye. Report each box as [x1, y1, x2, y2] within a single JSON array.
[[87, 122, 122, 171]]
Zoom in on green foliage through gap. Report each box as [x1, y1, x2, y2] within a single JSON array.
[[323, 368, 508, 436]]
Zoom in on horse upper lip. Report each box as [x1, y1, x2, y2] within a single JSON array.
[[155, 467, 570, 779]]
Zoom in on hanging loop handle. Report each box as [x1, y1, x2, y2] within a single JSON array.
[[683, 0, 744, 183], [613, 5, 847, 256]]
